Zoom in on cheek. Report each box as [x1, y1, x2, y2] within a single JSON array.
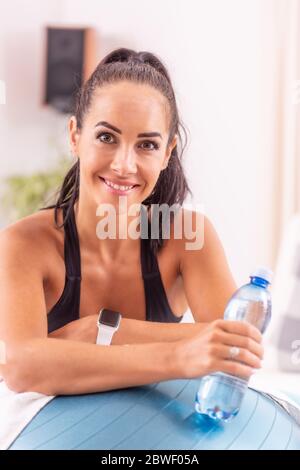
[[146, 169, 163, 193], [79, 158, 100, 184], [80, 148, 103, 170]]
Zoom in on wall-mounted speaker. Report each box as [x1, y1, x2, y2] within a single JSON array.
[[44, 26, 96, 113]]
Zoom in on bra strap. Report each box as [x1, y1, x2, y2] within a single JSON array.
[[62, 204, 82, 281]]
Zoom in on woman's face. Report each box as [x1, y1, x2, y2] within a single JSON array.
[[69, 81, 177, 209]]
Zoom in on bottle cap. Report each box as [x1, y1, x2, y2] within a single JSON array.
[[250, 266, 273, 284]]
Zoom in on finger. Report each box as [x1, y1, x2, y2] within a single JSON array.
[[217, 359, 255, 380], [216, 344, 262, 369], [218, 320, 262, 343], [219, 332, 264, 360]]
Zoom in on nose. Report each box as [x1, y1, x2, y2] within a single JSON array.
[[110, 147, 138, 175]]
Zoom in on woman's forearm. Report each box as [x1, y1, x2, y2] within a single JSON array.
[[113, 317, 202, 344], [5, 337, 179, 396], [49, 314, 203, 345]]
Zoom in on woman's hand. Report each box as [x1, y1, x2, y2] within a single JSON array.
[[48, 314, 98, 343], [174, 319, 264, 380]]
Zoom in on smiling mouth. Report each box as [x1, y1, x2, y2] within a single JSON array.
[[98, 177, 140, 194]]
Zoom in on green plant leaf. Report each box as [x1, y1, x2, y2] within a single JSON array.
[[1, 156, 71, 221]]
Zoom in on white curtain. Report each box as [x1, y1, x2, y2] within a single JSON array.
[[263, 0, 300, 371], [273, 0, 300, 259]]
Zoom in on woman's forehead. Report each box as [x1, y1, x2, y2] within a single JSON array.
[[93, 80, 165, 101], [85, 82, 169, 131]]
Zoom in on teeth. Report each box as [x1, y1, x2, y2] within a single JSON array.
[[104, 179, 134, 191]]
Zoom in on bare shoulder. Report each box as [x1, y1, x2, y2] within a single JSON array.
[[158, 207, 205, 279], [170, 208, 227, 268], [183, 209, 223, 260], [168, 208, 206, 264], [173, 208, 237, 322], [0, 208, 63, 278]]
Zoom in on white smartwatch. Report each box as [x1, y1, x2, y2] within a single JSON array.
[[96, 308, 122, 346]]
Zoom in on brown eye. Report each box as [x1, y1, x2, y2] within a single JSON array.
[[97, 132, 115, 144], [140, 141, 159, 151]]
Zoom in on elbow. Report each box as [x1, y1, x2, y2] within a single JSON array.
[[3, 371, 29, 394], [2, 341, 53, 395]]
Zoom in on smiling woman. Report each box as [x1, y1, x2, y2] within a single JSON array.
[[0, 48, 263, 400]]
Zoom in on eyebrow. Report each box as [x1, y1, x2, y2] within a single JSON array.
[[94, 121, 162, 139]]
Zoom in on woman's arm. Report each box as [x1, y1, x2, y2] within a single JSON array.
[[48, 313, 204, 344], [0, 228, 178, 394], [4, 319, 263, 397], [5, 336, 178, 395]]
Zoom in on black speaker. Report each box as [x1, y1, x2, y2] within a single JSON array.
[[44, 27, 95, 113]]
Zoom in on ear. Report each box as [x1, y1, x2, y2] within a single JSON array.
[[162, 135, 177, 170], [69, 116, 80, 158]]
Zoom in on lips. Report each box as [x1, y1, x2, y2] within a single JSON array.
[[98, 176, 140, 195], [99, 177, 140, 187]]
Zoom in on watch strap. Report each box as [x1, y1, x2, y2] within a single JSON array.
[[96, 324, 116, 346]]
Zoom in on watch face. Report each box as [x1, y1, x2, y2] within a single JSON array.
[[99, 309, 121, 328]]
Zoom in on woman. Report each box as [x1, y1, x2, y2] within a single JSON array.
[[0, 48, 263, 395]]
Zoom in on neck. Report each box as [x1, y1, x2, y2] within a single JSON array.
[[73, 197, 147, 265]]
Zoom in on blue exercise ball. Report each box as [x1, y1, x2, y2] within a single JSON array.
[[9, 379, 300, 450]]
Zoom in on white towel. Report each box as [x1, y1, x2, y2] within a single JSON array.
[[0, 377, 54, 450]]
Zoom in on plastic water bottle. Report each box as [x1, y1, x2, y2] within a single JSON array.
[[195, 266, 273, 422]]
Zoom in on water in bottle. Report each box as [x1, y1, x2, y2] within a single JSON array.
[[195, 266, 273, 422]]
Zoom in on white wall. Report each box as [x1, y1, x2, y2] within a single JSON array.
[[0, 0, 69, 179], [0, 0, 282, 286]]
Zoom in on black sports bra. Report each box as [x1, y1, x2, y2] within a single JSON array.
[[47, 204, 183, 333]]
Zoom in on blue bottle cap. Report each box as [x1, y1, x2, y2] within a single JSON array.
[[250, 266, 273, 284]]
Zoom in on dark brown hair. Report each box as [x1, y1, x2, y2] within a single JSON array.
[[41, 48, 192, 254]]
